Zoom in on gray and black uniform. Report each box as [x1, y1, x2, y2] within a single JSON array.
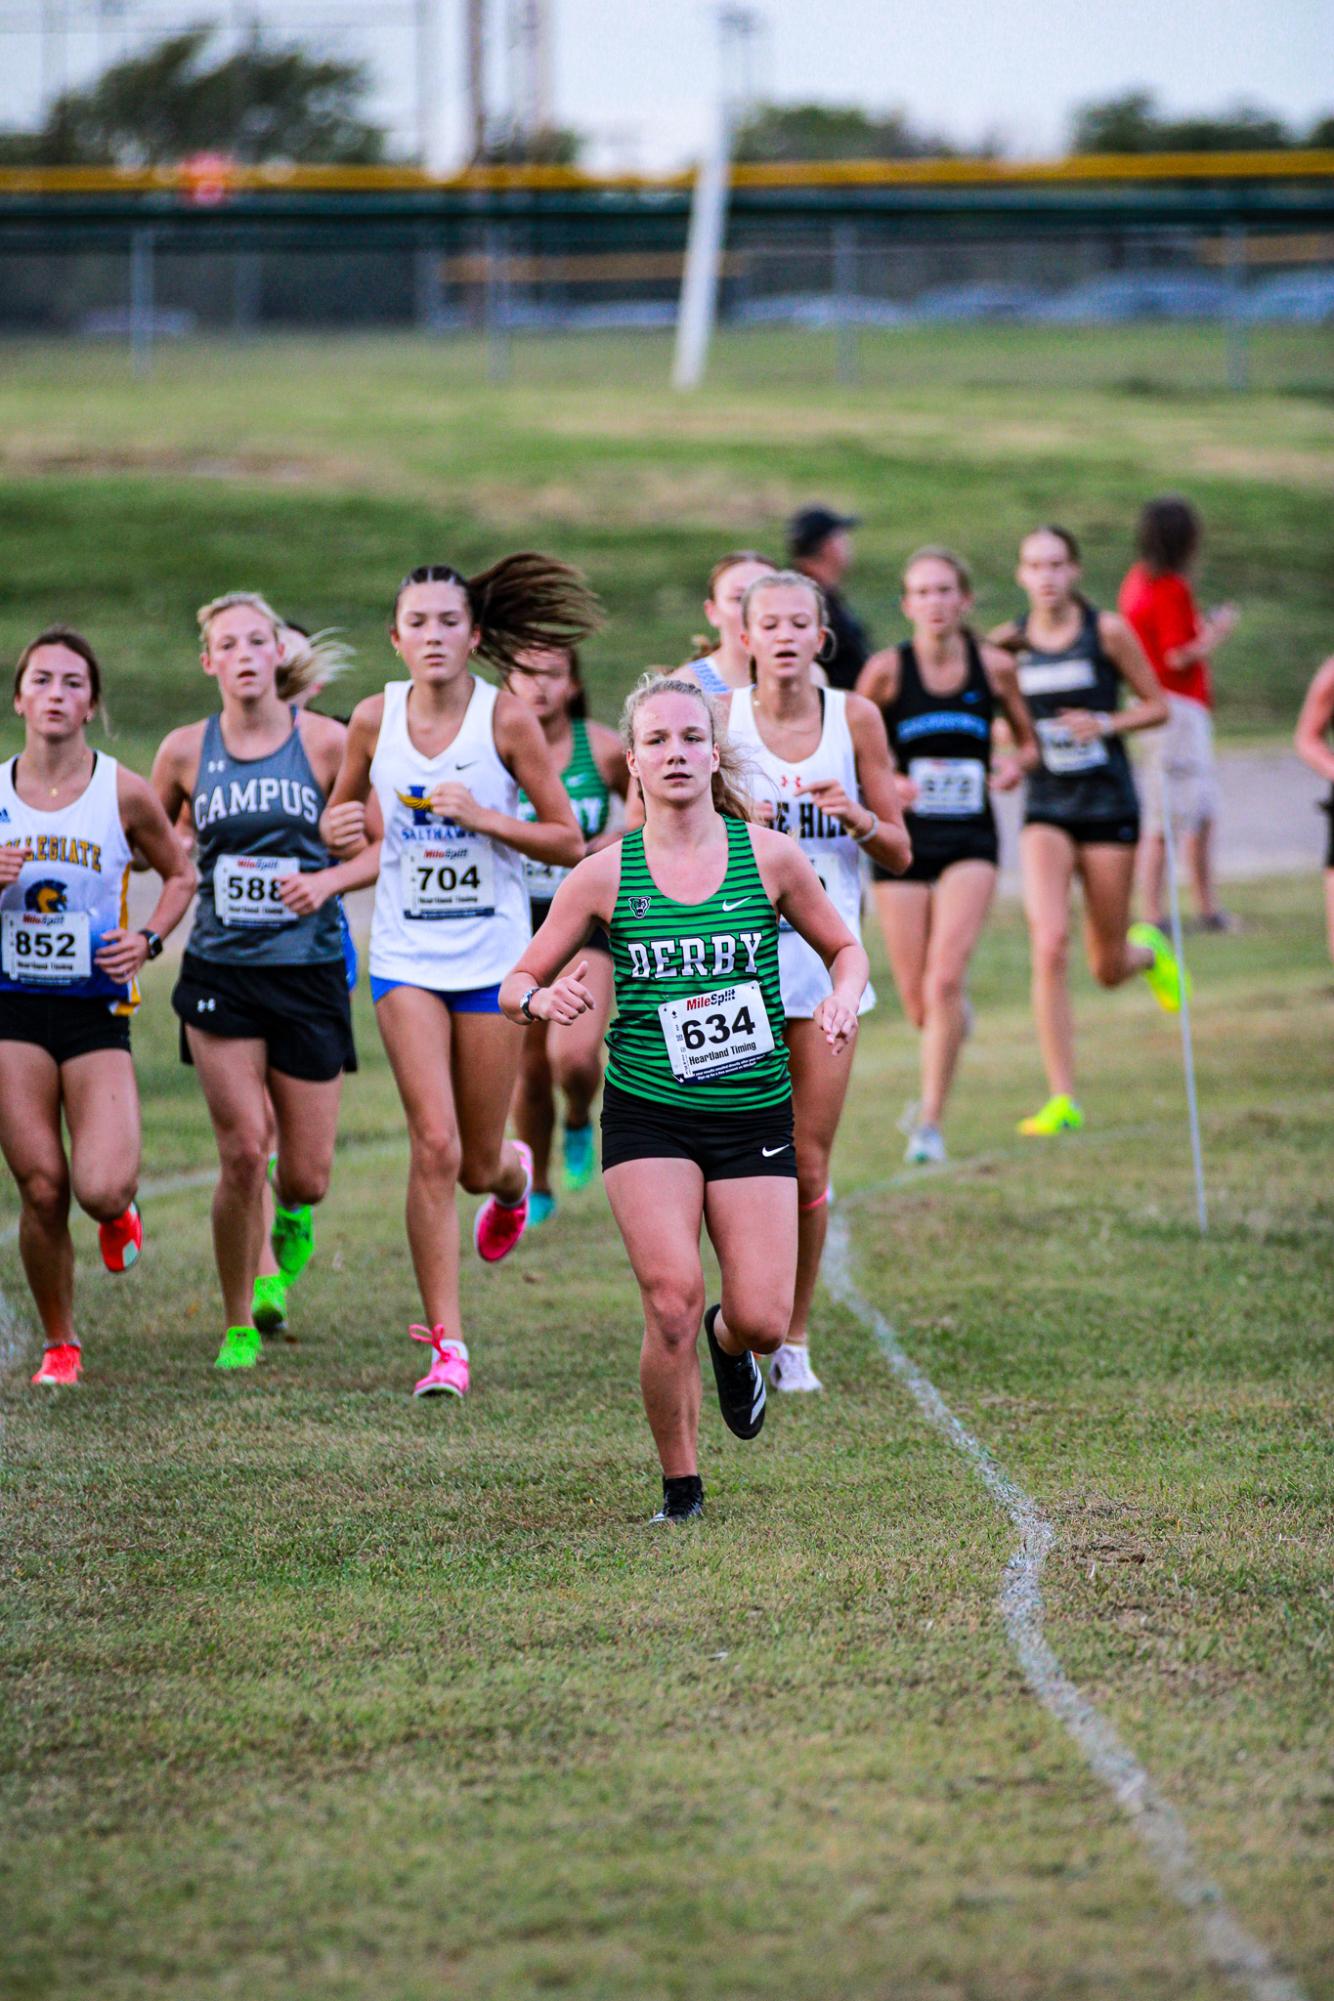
[[172, 711, 356, 1080], [875, 635, 999, 885], [1016, 603, 1140, 847]]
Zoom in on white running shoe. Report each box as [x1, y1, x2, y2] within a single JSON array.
[[769, 1342, 823, 1393], [903, 1123, 948, 1166]]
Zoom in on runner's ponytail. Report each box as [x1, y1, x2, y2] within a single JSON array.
[[393, 556, 602, 678]]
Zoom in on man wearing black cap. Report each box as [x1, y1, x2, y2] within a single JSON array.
[[788, 504, 873, 692]]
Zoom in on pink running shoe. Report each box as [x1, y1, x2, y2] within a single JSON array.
[[410, 1325, 470, 1398], [473, 1140, 533, 1265], [98, 1201, 143, 1273], [32, 1343, 82, 1387]]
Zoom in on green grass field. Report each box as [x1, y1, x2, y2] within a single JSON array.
[[1, 327, 1332, 2000]]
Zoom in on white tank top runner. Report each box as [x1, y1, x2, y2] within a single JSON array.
[[728, 685, 874, 1019], [0, 751, 137, 1010], [369, 676, 531, 989]]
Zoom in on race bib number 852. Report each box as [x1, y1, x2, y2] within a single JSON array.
[[658, 980, 775, 1085], [1, 909, 92, 985], [908, 756, 986, 818]]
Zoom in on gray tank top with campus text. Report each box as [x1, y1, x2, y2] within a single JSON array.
[[187, 709, 341, 965]]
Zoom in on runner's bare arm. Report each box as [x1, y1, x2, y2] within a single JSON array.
[[834, 695, 913, 874], [295, 710, 349, 795], [467, 695, 582, 867], [1083, 613, 1169, 740], [755, 826, 868, 1051], [321, 698, 383, 852], [982, 645, 1040, 783], [97, 770, 197, 981], [150, 722, 207, 828], [498, 848, 620, 1024], [1294, 657, 1334, 784]]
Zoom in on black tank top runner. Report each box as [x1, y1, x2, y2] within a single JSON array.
[[882, 634, 996, 852], [1015, 602, 1139, 826]]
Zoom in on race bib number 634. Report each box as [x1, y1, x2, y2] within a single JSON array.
[[658, 980, 775, 1085]]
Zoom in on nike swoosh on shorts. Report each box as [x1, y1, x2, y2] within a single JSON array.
[[761, 1143, 790, 1158]]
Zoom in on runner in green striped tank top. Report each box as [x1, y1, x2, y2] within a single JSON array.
[[607, 817, 789, 1111], [500, 673, 867, 1526], [504, 645, 629, 1222]]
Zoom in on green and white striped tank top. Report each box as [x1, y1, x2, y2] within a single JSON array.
[[520, 716, 611, 900], [606, 817, 790, 1113]]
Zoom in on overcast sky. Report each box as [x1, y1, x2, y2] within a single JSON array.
[[2, 0, 1331, 166]]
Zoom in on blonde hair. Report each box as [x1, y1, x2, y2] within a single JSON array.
[[902, 545, 973, 594], [739, 567, 827, 630], [195, 590, 339, 703], [619, 672, 757, 822]]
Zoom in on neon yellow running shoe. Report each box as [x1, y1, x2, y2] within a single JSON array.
[[271, 1203, 314, 1283], [1018, 1094, 1085, 1137], [251, 1273, 288, 1337], [1128, 922, 1191, 1014], [215, 1325, 262, 1370]]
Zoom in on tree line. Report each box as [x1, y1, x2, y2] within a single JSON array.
[[0, 29, 1329, 169]]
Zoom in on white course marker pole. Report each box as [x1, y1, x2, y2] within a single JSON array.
[[1159, 764, 1208, 1233], [672, 98, 731, 391]]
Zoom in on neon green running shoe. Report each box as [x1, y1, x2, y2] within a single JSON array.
[[251, 1273, 288, 1337], [1128, 922, 1191, 1014], [562, 1123, 596, 1191], [271, 1203, 314, 1283], [215, 1325, 262, 1370], [1018, 1093, 1085, 1137]]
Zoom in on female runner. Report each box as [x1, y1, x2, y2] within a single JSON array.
[[857, 548, 1037, 1166], [991, 527, 1181, 1135], [504, 643, 629, 1223], [723, 570, 910, 1392], [680, 550, 779, 695], [153, 593, 370, 1370], [323, 558, 595, 1398], [1294, 654, 1334, 964], [1, 627, 194, 1387], [499, 673, 868, 1522]]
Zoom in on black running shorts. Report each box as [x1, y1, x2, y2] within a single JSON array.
[[872, 827, 999, 885], [173, 953, 357, 1082], [0, 990, 131, 1064], [1024, 812, 1140, 848], [600, 1079, 796, 1180]]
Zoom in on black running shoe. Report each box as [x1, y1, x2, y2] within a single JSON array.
[[650, 1475, 704, 1525], [704, 1304, 767, 1440]]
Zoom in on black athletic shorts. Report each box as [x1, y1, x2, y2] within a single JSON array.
[[872, 828, 999, 885], [1324, 793, 1334, 870], [1024, 812, 1140, 849], [530, 899, 612, 956], [173, 953, 357, 1083], [0, 990, 131, 1064], [600, 1079, 796, 1180]]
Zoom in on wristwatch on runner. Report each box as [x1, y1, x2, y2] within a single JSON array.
[[138, 928, 164, 961]]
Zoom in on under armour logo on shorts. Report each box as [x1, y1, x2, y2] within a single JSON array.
[[196, 997, 217, 1012]]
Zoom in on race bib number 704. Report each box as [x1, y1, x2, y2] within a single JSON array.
[[658, 980, 775, 1085], [402, 834, 496, 921]]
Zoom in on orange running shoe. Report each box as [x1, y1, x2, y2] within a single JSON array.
[[98, 1201, 142, 1273], [32, 1343, 82, 1387]]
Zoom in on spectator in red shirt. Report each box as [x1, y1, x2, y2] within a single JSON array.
[[1118, 496, 1240, 932]]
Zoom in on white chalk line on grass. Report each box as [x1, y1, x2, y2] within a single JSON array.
[[824, 1207, 1306, 2001]]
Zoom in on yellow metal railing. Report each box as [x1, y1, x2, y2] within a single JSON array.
[[1, 151, 1331, 198]]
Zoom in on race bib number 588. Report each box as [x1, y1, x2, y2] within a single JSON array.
[[215, 854, 299, 926], [658, 980, 775, 1085]]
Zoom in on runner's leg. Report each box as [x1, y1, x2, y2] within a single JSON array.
[[604, 1157, 707, 1477], [0, 1042, 73, 1343], [267, 1068, 343, 1210], [512, 1019, 556, 1193], [782, 1017, 853, 1348], [704, 1173, 799, 1358], [450, 1009, 528, 1202], [919, 859, 996, 1128], [1138, 830, 1168, 929], [1079, 843, 1153, 988], [185, 1028, 271, 1329], [376, 986, 462, 1334], [548, 950, 613, 1132], [873, 879, 930, 1032], [61, 1047, 141, 1223], [1020, 823, 1079, 1100]]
